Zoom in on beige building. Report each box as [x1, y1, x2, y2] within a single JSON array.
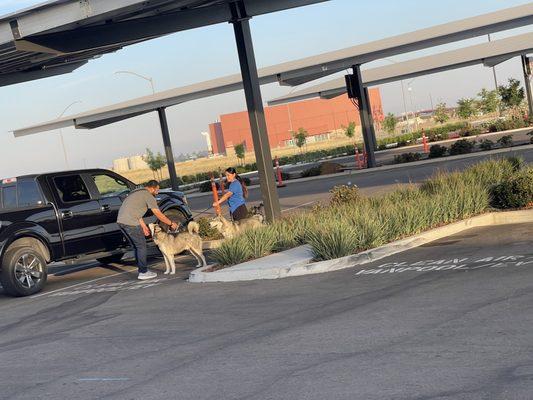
[[112, 155, 149, 172]]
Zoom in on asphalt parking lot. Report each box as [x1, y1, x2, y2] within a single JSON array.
[[0, 222, 532, 400]]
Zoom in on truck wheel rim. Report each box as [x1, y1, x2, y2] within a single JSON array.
[[14, 254, 44, 289]]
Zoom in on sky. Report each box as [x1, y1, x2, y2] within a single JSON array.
[[0, 0, 532, 178]]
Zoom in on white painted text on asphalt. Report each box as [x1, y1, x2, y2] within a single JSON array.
[[356, 255, 533, 276]]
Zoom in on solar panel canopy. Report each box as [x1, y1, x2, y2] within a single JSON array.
[[0, 0, 328, 86]]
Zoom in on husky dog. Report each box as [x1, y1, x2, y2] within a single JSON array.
[[149, 222, 207, 274], [249, 203, 265, 218], [209, 214, 264, 239]]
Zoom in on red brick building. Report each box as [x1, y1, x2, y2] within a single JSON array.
[[209, 89, 384, 155]]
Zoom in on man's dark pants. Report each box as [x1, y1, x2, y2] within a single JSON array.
[[118, 224, 148, 274]]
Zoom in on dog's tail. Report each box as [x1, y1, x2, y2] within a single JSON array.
[[187, 221, 200, 235]]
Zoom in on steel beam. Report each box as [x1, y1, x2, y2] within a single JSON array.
[[364, 86, 378, 151], [157, 107, 180, 191], [522, 55, 533, 118], [345, 65, 376, 167], [230, 1, 281, 222]]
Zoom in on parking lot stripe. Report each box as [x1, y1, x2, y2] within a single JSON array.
[[30, 269, 135, 299]]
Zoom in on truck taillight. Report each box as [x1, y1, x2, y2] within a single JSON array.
[[1, 178, 17, 184]]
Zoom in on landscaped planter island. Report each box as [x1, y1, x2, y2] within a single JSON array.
[[191, 158, 533, 283]]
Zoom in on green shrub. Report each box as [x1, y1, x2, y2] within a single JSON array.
[[490, 169, 533, 209], [307, 221, 359, 261], [479, 139, 494, 151], [199, 180, 219, 192], [211, 236, 253, 266], [197, 217, 223, 240], [212, 159, 520, 267], [330, 185, 360, 205], [449, 139, 475, 155], [459, 124, 482, 137], [394, 152, 422, 164], [497, 135, 513, 148], [429, 144, 447, 158], [301, 166, 321, 178], [507, 156, 524, 172], [242, 227, 277, 259]]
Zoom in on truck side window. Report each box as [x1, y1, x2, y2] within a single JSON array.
[[92, 174, 130, 197], [2, 186, 17, 208], [54, 175, 91, 203], [18, 181, 43, 207]]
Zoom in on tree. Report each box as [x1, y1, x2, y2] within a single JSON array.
[[434, 102, 450, 124], [293, 128, 308, 152], [478, 88, 500, 114], [343, 121, 357, 140], [234, 143, 246, 165], [457, 98, 478, 119], [383, 113, 397, 134], [143, 148, 166, 180], [498, 78, 525, 110]]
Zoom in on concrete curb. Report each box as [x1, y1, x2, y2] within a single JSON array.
[[189, 209, 533, 283]]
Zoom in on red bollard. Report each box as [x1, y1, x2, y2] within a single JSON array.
[[211, 175, 221, 216], [275, 156, 286, 188], [422, 130, 429, 154]]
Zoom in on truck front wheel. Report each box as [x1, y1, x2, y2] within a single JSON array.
[[1, 246, 48, 297]]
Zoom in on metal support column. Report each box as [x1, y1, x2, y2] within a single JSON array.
[[522, 55, 533, 118], [364, 86, 378, 151], [157, 107, 180, 191], [345, 65, 377, 167], [230, 1, 281, 221]]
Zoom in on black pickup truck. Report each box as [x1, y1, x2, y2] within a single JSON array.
[[0, 169, 192, 297]]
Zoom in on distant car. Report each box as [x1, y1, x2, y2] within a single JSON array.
[[0, 169, 192, 297]]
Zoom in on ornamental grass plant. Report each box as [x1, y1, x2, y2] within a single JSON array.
[[212, 158, 529, 267]]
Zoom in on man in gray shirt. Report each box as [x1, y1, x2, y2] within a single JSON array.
[[118, 180, 178, 280]]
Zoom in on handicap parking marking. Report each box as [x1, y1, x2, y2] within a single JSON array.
[[356, 255, 533, 276]]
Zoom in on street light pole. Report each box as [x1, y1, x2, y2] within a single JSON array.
[[57, 100, 82, 169], [115, 70, 156, 94], [487, 34, 499, 91], [383, 58, 410, 132], [407, 85, 419, 131]]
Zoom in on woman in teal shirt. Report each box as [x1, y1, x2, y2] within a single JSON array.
[[213, 167, 249, 221]]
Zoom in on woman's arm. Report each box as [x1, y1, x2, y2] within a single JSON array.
[[214, 191, 233, 207]]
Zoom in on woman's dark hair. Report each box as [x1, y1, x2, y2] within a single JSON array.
[[226, 167, 248, 198]]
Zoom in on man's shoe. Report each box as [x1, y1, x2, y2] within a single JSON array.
[[138, 271, 157, 280]]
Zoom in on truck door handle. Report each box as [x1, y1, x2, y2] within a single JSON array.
[[101, 204, 111, 212], [61, 210, 73, 219]]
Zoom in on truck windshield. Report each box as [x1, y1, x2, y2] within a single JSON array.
[[92, 174, 130, 198]]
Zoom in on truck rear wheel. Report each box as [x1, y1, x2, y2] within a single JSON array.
[[1, 246, 47, 297]]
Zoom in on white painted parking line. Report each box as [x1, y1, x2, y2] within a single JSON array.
[[282, 200, 317, 212], [356, 255, 533, 276], [45, 276, 183, 298], [30, 269, 135, 299], [77, 378, 130, 382]]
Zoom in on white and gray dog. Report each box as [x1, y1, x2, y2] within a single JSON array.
[[209, 213, 264, 239], [149, 222, 207, 274]]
